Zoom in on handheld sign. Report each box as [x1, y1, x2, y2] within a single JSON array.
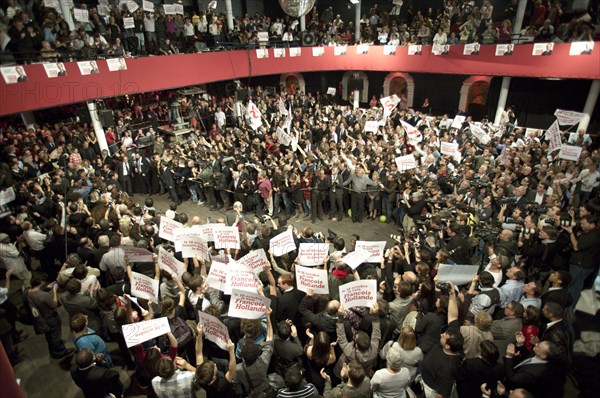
[[205, 261, 228, 292], [197, 311, 230, 350], [180, 235, 209, 260], [340, 249, 372, 270], [339, 280, 378, 309], [228, 289, 271, 319], [270, 229, 296, 257], [295, 266, 329, 294], [157, 247, 184, 280], [354, 241, 386, 263], [225, 262, 258, 295], [298, 243, 329, 266], [130, 271, 159, 302], [122, 246, 153, 263], [238, 249, 269, 275], [213, 225, 240, 249], [159, 216, 183, 243], [122, 317, 171, 348]]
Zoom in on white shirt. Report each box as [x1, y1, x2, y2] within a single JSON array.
[[24, 230, 47, 251], [0, 242, 28, 273]]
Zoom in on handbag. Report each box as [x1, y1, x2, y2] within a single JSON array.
[[27, 292, 50, 335]]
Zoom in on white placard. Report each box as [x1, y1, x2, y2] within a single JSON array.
[[98, 4, 110, 16], [364, 121, 379, 133], [312, 47, 324, 57], [274, 48, 286, 58], [558, 145, 583, 162], [0, 187, 16, 206], [43, 62, 67, 78], [269, 229, 296, 257], [554, 109, 585, 126], [441, 141, 459, 156], [463, 43, 480, 55], [197, 311, 229, 350], [122, 246, 153, 262], [545, 120, 562, 152], [213, 225, 240, 249], [383, 45, 397, 55], [437, 263, 479, 285], [106, 57, 127, 71], [451, 115, 466, 129], [238, 249, 269, 275], [247, 100, 263, 130], [77, 60, 100, 75], [354, 241, 386, 263], [256, 48, 269, 59], [73, 8, 89, 23], [123, 16, 135, 29], [173, 226, 204, 252], [334, 45, 347, 56], [122, 317, 170, 348], [340, 249, 371, 270], [276, 126, 292, 146], [228, 289, 271, 319], [339, 280, 377, 309], [43, 0, 60, 9], [532, 42, 554, 56], [1, 66, 27, 84], [142, 0, 154, 12], [401, 120, 422, 143], [295, 266, 329, 294], [327, 87, 336, 95], [495, 44, 514, 56], [225, 262, 257, 294], [569, 41, 594, 56], [130, 271, 159, 302], [298, 243, 329, 266], [163, 4, 175, 14], [181, 235, 209, 260], [469, 123, 490, 145], [289, 47, 301, 57], [356, 44, 370, 54], [407, 44, 422, 55], [157, 247, 184, 279], [206, 261, 228, 292], [198, 223, 224, 242], [380, 95, 401, 113], [173, 4, 184, 14], [432, 43, 450, 55], [159, 216, 183, 242], [395, 154, 417, 171], [126, 0, 139, 13]]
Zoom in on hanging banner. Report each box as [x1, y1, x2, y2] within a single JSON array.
[[122, 317, 171, 348], [354, 241, 386, 263], [339, 280, 377, 309], [238, 249, 269, 275], [269, 229, 296, 257], [297, 243, 329, 266], [130, 271, 159, 302], [197, 311, 229, 350], [228, 289, 271, 319], [295, 266, 329, 294]]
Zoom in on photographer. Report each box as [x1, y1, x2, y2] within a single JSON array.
[[443, 222, 471, 265]]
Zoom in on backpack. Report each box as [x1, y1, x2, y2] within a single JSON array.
[[168, 316, 193, 347]]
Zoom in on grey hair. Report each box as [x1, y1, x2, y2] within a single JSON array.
[[386, 347, 404, 371]]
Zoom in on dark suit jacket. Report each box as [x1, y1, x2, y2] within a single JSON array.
[[70, 364, 123, 398], [273, 336, 303, 375], [135, 157, 151, 175], [275, 288, 305, 323], [541, 288, 573, 309], [116, 161, 133, 178], [504, 355, 565, 398], [541, 320, 572, 364], [525, 190, 547, 204], [456, 357, 504, 398]]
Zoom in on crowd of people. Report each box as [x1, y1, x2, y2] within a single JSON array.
[[1, 0, 597, 63], [0, 77, 599, 398]]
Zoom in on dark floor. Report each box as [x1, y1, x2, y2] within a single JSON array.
[[7, 193, 400, 398]]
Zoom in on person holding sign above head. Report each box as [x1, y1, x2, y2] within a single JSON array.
[[193, 324, 237, 398]]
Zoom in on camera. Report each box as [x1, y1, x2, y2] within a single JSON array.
[[436, 281, 451, 293], [503, 217, 523, 224], [470, 180, 492, 188], [390, 234, 403, 242], [497, 197, 515, 205], [560, 220, 579, 227], [327, 229, 339, 242], [260, 214, 271, 223], [314, 231, 325, 241], [514, 226, 538, 235]]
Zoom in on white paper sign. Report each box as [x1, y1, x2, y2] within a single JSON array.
[[270, 230, 296, 257], [247, 100, 263, 130], [554, 109, 585, 126], [276, 126, 292, 146], [558, 145, 583, 162], [238, 249, 269, 275], [213, 225, 240, 249], [469, 123, 490, 145], [197, 311, 229, 350], [395, 154, 417, 171], [228, 289, 271, 319], [289, 47, 301, 57], [383, 45, 397, 55], [173, 4, 184, 14], [158, 247, 184, 279], [142, 0, 154, 12], [463, 43, 480, 55], [43, 62, 67, 78], [298, 243, 329, 266], [356, 44, 370, 54], [122, 246, 153, 262], [274, 48, 286, 58], [532, 42, 553, 56], [340, 249, 371, 270], [364, 121, 379, 133], [451, 115, 466, 129], [198, 223, 224, 242], [545, 120, 562, 152], [122, 317, 170, 348], [569, 41, 594, 56], [181, 235, 209, 260], [407, 44, 422, 55], [126, 0, 139, 13], [106, 57, 127, 71], [123, 17, 135, 29], [295, 266, 329, 294], [0, 187, 16, 206], [163, 4, 175, 14], [159, 216, 183, 242], [327, 87, 336, 95], [206, 261, 228, 292], [380, 95, 401, 113], [339, 280, 377, 309], [437, 263, 479, 285], [334, 45, 347, 56], [130, 271, 159, 302], [401, 120, 422, 143], [173, 226, 204, 252], [312, 47, 324, 57], [354, 241, 386, 263], [225, 262, 257, 294], [441, 141, 459, 156], [256, 49, 269, 59], [73, 8, 89, 23]]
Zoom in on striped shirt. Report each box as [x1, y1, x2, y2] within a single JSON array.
[[276, 383, 319, 398]]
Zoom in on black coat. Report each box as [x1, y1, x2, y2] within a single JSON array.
[[70, 363, 123, 398], [456, 358, 503, 398]]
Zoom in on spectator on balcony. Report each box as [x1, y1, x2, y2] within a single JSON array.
[[144, 12, 157, 54], [432, 28, 447, 45], [482, 24, 498, 44]]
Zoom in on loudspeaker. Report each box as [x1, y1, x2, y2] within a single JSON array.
[[76, 107, 91, 124], [100, 110, 114, 128], [235, 89, 248, 102], [302, 31, 316, 46]]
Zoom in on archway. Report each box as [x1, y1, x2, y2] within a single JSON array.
[[459, 76, 492, 120], [280, 73, 306, 94], [382, 72, 415, 108], [341, 71, 369, 103]]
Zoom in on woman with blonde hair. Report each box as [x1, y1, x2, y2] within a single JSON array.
[[380, 325, 423, 381]]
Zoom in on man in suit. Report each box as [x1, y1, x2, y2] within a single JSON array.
[[504, 340, 565, 398], [70, 349, 123, 398], [273, 321, 303, 376], [541, 43, 553, 55], [541, 270, 573, 309], [491, 301, 524, 355], [328, 166, 345, 221], [275, 274, 305, 324], [57, 62, 67, 76], [513, 186, 529, 209], [525, 182, 548, 205], [117, 155, 133, 195], [536, 302, 572, 364], [134, 152, 151, 194]]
